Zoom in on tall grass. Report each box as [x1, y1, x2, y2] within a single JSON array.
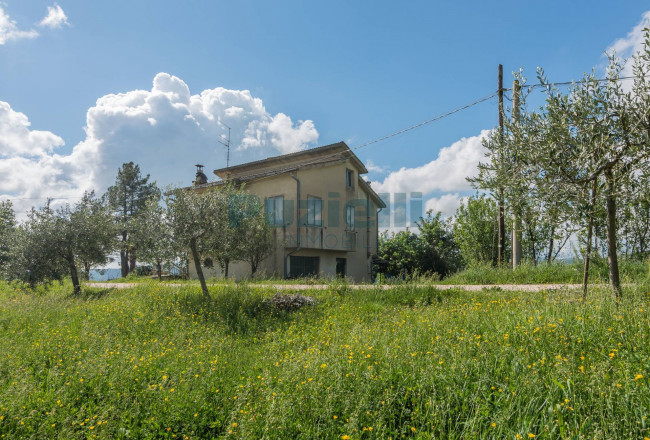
[[1, 281, 649, 438], [442, 259, 649, 285]]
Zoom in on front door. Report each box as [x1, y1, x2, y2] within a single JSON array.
[[335, 258, 346, 278]]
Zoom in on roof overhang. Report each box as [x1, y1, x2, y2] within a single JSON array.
[[213, 141, 368, 180]]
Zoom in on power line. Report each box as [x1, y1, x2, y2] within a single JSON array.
[[203, 91, 499, 185], [350, 92, 498, 152], [503, 75, 646, 92]]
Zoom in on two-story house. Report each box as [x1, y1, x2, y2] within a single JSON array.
[[189, 141, 386, 282]]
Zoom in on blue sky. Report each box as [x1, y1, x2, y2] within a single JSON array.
[[1, 1, 649, 220]]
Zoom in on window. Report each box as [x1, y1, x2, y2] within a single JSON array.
[[306, 196, 322, 226], [346, 169, 355, 189], [346, 205, 355, 230], [289, 256, 319, 278], [265, 195, 284, 225]]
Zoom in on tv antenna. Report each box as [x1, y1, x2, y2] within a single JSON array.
[[216, 124, 231, 168]]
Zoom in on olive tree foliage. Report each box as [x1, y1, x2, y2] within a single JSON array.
[[452, 195, 498, 267], [131, 197, 177, 280], [105, 162, 160, 277], [166, 184, 275, 295], [471, 73, 574, 268], [228, 194, 274, 276], [470, 30, 650, 299], [533, 56, 650, 299], [0, 201, 15, 273], [165, 186, 225, 298], [5, 193, 115, 295]]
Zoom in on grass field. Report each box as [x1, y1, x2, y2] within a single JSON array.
[[440, 259, 649, 286], [1, 281, 649, 439]]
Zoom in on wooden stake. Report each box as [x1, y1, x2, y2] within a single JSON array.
[[497, 64, 505, 266]]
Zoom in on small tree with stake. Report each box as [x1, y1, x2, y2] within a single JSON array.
[[166, 186, 226, 298]]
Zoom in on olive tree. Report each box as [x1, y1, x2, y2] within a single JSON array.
[[131, 197, 178, 280], [0, 200, 15, 274], [6, 193, 115, 295]]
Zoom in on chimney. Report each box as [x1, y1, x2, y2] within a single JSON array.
[[193, 164, 208, 186]]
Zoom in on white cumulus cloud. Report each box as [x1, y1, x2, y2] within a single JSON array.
[[39, 3, 69, 29], [425, 193, 466, 217], [373, 130, 489, 195], [0, 6, 38, 45], [0, 73, 319, 216], [0, 102, 65, 157], [365, 159, 388, 175]]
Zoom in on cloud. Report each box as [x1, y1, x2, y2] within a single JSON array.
[[365, 159, 388, 175], [425, 193, 466, 217], [0, 102, 65, 157], [0, 73, 319, 216], [0, 6, 38, 45], [373, 130, 489, 195], [39, 3, 69, 29]]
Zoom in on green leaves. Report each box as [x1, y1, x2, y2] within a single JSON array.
[[4, 192, 116, 293]]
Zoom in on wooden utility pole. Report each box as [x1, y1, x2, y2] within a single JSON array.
[[497, 64, 505, 266], [512, 79, 522, 268]]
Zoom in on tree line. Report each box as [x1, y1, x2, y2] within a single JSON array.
[[0, 163, 274, 298]]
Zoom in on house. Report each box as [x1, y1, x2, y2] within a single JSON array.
[[189, 141, 386, 282]]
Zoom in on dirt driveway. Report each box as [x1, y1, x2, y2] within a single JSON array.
[[88, 282, 588, 292]]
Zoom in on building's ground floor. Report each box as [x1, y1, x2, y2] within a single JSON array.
[[188, 246, 375, 283]]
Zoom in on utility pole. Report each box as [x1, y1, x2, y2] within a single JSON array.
[[511, 78, 523, 268], [497, 64, 505, 267]]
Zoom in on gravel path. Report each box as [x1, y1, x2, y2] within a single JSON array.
[[88, 282, 589, 292]]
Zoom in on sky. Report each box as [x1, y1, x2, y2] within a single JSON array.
[[1, 1, 650, 224]]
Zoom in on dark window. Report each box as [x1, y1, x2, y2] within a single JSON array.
[[346, 169, 354, 189], [289, 256, 319, 278], [336, 258, 346, 278]]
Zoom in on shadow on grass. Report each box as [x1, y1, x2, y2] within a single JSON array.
[[76, 287, 115, 300], [167, 286, 318, 335]]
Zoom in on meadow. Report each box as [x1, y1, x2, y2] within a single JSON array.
[[0, 281, 649, 439]]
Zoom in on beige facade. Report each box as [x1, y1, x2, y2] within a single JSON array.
[[188, 142, 386, 283]]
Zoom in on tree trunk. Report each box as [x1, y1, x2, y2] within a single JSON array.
[[68, 255, 81, 296], [190, 238, 210, 298], [498, 188, 505, 267], [157, 261, 162, 281], [129, 248, 137, 273], [83, 261, 91, 281], [582, 179, 597, 300], [120, 229, 129, 277], [527, 226, 537, 265], [224, 259, 230, 278], [120, 250, 128, 278], [547, 225, 555, 264], [605, 170, 622, 299]]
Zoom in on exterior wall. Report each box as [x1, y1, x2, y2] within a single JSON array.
[[189, 158, 381, 283]]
